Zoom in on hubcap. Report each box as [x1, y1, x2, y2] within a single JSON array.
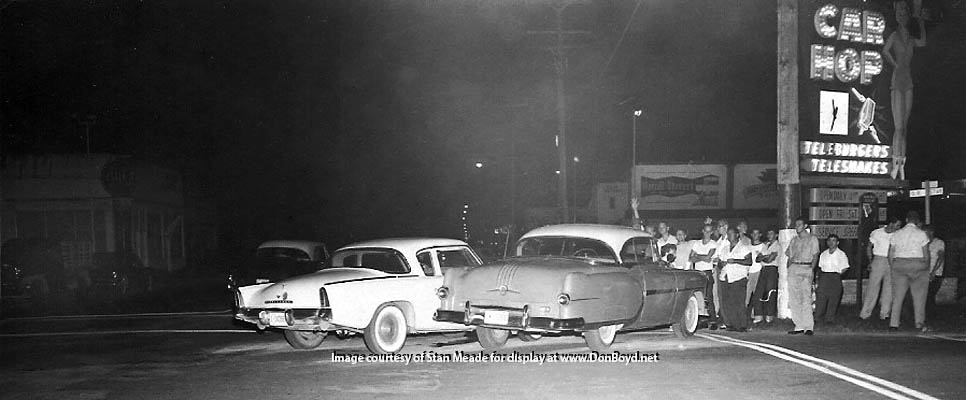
[[378, 312, 401, 346], [685, 297, 698, 332]]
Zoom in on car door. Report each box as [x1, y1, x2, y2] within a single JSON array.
[[640, 262, 678, 326], [414, 246, 480, 331], [622, 237, 677, 327], [408, 249, 443, 330]]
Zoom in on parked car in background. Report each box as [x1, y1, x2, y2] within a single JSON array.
[[234, 238, 481, 354], [87, 252, 155, 296], [227, 240, 329, 290], [2, 262, 29, 299], [435, 224, 708, 351], [1, 237, 67, 299]]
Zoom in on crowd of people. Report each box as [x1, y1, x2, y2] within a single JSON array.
[[629, 200, 946, 335]]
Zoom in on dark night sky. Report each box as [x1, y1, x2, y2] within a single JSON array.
[[2, 0, 964, 250]]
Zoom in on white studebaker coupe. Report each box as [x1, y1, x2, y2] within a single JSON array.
[[234, 238, 482, 354]]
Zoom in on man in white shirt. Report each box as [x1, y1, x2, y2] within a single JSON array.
[[657, 222, 678, 249], [815, 234, 850, 327], [746, 229, 765, 307], [859, 217, 902, 320], [713, 219, 730, 322], [751, 228, 781, 323], [718, 227, 752, 332], [672, 229, 693, 270], [924, 225, 945, 321], [889, 211, 931, 331], [690, 224, 719, 329]]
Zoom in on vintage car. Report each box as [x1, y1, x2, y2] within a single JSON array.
[[234, 238, 482, 354], [227, 240, 330, 290], [435, 224, 708, 351]]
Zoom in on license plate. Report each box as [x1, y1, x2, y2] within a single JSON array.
[[268, 312, 288, 327], [483, 310, 509, 325]]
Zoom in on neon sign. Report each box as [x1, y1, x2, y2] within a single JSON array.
[[809, 5, 885, 85], [801, 1, 892, 177]]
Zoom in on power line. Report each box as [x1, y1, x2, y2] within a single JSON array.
[[596, 0, 644, 83]]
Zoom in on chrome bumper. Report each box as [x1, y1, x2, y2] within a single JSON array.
[[235, 307, 333, 330], [435, 304, 585, 331]]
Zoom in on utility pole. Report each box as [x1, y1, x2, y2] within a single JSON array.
[[528, 0, 589, 223], [777, 0, 800, 230], [553, 3, 569, 223]]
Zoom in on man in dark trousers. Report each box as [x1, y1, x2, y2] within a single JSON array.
[[815, 234, 850, 327], [690, 224, 719, 329]]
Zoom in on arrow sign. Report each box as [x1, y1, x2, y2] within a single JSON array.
[[909, 187, 944, 198]]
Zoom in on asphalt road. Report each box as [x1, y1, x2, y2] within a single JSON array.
[[1, 312, 964, 400]]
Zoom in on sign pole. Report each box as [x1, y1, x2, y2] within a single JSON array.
[[924, 181, 931, 224], [777, 0, 801, 229]]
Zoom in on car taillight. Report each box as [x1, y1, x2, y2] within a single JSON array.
[[234, 289, 243, 309], [436, 286, 449, 299], [319, 287, 329, 307]]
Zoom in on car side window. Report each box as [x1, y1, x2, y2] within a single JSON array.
[[620, 237, 657, 264], [417, 251, 435, 276], [314, 245, 329, 261], [437, 248, 482, 273]]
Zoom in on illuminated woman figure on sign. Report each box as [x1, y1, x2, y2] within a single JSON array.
[[883, 0, 926, 180]]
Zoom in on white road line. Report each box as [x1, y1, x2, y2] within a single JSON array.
[[699, 333, 939, 400], [1, 329, 256, 338], [918, 334, 966, 342], [709, 334, 941, 400], [1, 310, 233, 321]]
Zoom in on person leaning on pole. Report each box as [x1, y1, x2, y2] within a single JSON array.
[[888, 211, 930, 332], [785, 217, 820, 336], [751, 228, 781, 324]]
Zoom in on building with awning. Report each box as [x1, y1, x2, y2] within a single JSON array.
[[1, 154, 185, 272]]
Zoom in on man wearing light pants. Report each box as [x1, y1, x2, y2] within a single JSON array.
[[859, 217, 902, 320], [889, 211, 930, 332], [786, 217, 820, 335]]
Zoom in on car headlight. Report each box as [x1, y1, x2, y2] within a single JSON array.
[[436, 286, 449, 299], [556, 293, 571, 305]]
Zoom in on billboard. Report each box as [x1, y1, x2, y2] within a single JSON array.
[[798, 0, 897, 178], [733, 164, 779, 209], [633, 164, 727, 210]]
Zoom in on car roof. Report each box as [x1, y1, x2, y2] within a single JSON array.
[[257, 240, 326, 255], [336, 238, 471, 255], [519, 224, 653, 253]]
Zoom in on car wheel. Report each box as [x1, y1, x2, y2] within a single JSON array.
[[518, 332, 542, 342], [476, 327, 509, 350], [672, 293, 700, 338], [364, 304, 408, 354], [283, 330, 327, 349], [584, 324, 620, 352]]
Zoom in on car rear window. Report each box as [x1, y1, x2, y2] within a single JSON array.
[[327, 248, 410, 274], [256, 247, 312, 261], [515, 237, 616, 263]]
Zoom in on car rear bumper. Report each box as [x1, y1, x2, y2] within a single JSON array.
[[435, 305, 585, 331], [235, 307, 334, 330]]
